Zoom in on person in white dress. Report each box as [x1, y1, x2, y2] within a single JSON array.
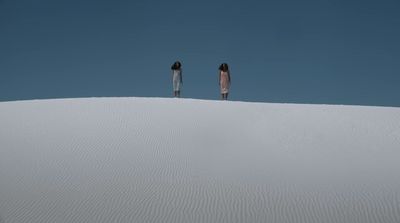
[[218, 63, 231, 100]]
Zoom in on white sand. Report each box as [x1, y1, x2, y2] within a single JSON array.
[[0, 97, 399, 223]]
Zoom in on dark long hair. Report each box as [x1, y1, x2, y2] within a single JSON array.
[[171, 61, 182, 70], [219, 63, 229, 72]]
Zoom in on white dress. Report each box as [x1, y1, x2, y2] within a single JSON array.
[[220, 71, 230, 94], [172, 69, 182, 91]]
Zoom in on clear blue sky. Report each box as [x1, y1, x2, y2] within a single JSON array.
[[1, 0, 399, 106]]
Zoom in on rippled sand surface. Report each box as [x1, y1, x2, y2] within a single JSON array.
[[1, 98, 399, 223]]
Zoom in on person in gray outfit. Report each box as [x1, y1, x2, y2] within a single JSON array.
[[171, 61, 183, 98]]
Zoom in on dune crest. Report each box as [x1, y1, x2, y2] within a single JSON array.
[[1, 97, 399, 223]]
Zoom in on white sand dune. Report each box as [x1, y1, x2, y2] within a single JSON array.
[[0, 97, 399, 223]]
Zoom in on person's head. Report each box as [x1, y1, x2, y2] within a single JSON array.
[[219, 63, 229, 72], [171, 61, 182, 70]]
